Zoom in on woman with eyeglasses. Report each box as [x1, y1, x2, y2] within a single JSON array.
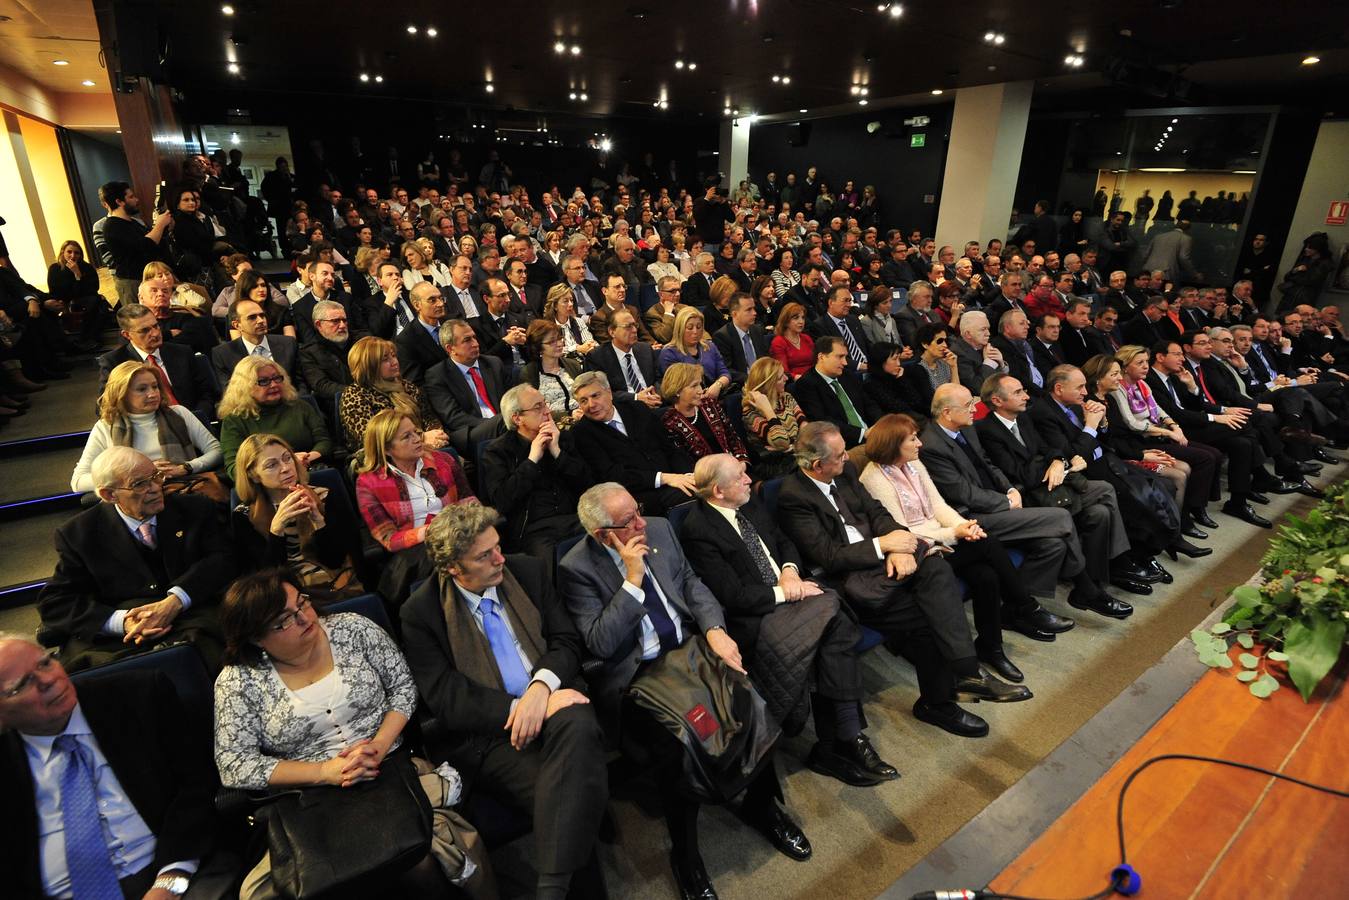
[[230, 434, 364, 596], [214, 568, 493, 899], [218, 356, 331, 480], [521, 320, 584, 426], [542, 283, 597, 357], [72, 360, 222, 496], [911, 321, 961, 407]]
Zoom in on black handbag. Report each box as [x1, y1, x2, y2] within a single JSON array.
[[259, 750, 432, 899], [1025, 470, 1088, 515]]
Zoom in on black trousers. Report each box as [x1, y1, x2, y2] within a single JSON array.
[[1163, 439, 1221, 506], [1188, 424, 1263, 499], [945, 535, 1032, 655]]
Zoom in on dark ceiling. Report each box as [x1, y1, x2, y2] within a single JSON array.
[[131, 0, 1349, 120]]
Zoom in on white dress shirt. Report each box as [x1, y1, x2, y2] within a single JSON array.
[[452, 581, 560, 707], [806, 475, 882, 558], [705, 502, 798, 603], [602, 546, 685, 659]]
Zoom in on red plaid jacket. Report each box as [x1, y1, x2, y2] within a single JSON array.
[[355, 451, 475, 551]]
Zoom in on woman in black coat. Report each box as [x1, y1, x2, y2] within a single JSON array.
[[47, 240, 107, 350], [861, 341, 926, 423], [169, 183, 217, 284], [1058, 208, 1088, 256]]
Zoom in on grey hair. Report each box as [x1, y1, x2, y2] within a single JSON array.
[[577, 482, 629, 534], [959, 309, 989, 338], [564, 233, 590, 254], [91, 446, 149, 493], [693, 453, 743, 499], [907, 280, 933, 300], [1230, 324, 1253, 336], [312, 299, 344, 321], [1044, 364, 1080, 394], [438, 318, 474, 349], [499, 383, 537, 431], [931, 382, 970, 418], [657, 275, 680, 293], [1207, 326, 1232, 341], [423, 503, 502, 570], [572, 370, 610, 394], [794, 421, 841, 470], [694, 251, 713, 267]]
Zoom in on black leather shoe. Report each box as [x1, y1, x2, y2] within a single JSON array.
[[1139, 558, 1173, 584], [1248, 491, 1270, 505], [912, 700, 989, 737], [1222, 502, 1273, 528], [955, 671, 1033, 703], [1193, 510, 1219, 529], [1313, 448, 1341, 463], [978, 650, 1025, 683], [845, 733, 898, 780], [1280, 426, 1327, 448], [1291, 479, 1326, 499], [745, 803, 812, 862], [1108, 574, 1153, 596], [1068, 589, 1134, 619], [1292, 461, 1323, 476], [1110, 561, 1154, 582], [1166, 538, 1213, 560], [1256, 479, 1300, 495], [1019, 607, 1076, 633], [670, 852, 718, 900], [1003, 618, 1057, 642], [806, 738, 884, 787], [1181, 524, 1209, 540]]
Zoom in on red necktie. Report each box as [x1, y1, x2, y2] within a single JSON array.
[[468, 366, 496, 414], [1193, 364, 1215, 404], [147, 354, 180, 407]]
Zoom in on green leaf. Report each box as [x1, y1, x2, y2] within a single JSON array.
[[1228, 607, 1255, 624], [1256, 674, 1281, 694], [1233, 585, 1263, 609], [1238, 653, 1259, 669], [1267, 650, 1289, 662], [1236, 633, 1255, 650], [1250, 679, 1276, 699], [1214, 654, 1234, 669], [1211, 622, 1233, 635], [1283, 615, 1348, 702], [1190, 629, 1211, 647], [1237, 670, 1258, 682]]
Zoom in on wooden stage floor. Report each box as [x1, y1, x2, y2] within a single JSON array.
[[986, 657, 1349, 899]]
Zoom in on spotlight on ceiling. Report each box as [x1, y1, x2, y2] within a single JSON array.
[[553, 41, 565, 54], [81, 79, 96, 86], [227, 62, 240, 74], [53, 59, 70, 66], [359, 73, 369, 82], [221, 4, 234, 14], [426, 27, 438, 37], [888, 4, 903, 18], [1302, 55, 1320, 65], [570, 44, 581, 55], [407, 24, 417, 34]]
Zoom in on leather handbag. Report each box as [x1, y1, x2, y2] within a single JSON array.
[[260, 750, 432, 899]]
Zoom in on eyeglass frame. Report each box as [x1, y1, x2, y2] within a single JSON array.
[[0, 648, 60, 699], [598, 503, 645, 531], [269, 595, 314, 632], [115, 471, 167, 493]]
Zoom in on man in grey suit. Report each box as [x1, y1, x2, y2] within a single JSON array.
[[1139, 219, 1198, 283], [894, 280, 939, 348], [210, 297, 299, 389], [949, 310, 1006, 395], [559, 483, 810, 899], [919, 383, 1133, 620]]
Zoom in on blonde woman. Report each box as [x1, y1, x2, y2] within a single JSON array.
[[339, 336, 447, 452], [400, 240, 452, 290], [353, 245, 383, 299], [659, 362, 748, 469], [542, 283, 597, 356], [741, 356, 806, 478], [657, 306, 732, 397], [218, 355, 332, 479], [231, 433, 363, 595], [71, 360, 221, 494]]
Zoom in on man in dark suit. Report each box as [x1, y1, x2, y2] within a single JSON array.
[[789, 337, 881, 447], [984, 274, 1031, 334], [99, 304, 216, 423], [583, 309, 662, 407], [37, 447, 233, 671], [0, 637, 221, 899], [810, 285, 871, 372], [401, 504, 609, 900], [360, 261, 418, 339], [426, 214, 458, 266], [1058, 298, 1096, 367], [1030, 314, 1067, 379], [139, 278, 218, 355], [1122, 296, 1176, 348], [991, 308, 1046, 397], [290, 260, 368, 345], [468, 277, 530, 373], [569, 371, 693, 515], [296, 299, 356, 401], [504, 257, 544, 317], [679, 251, 718, 310], [951, 310, 1007, 392], [560, 256, 602, 317], [894, 281, 939, 348], [211, 297, 299, 389], [395, 282, 451, 385], [712, 292, 772, 386], [920, 384, 1133, 620], [778, 264, 828, 324], [1088, 307, 1123, 356], [559, 483, 811, 899], [681, 454, 897, 785], [424, 319, 512, 455], [588, 272, 656, 344], [776, 422, 1028, 740]]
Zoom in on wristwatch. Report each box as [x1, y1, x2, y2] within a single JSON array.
[[153, 874, 191, 896]]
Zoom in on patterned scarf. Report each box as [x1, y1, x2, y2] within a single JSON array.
[[439, 566, 547, 694], [109, 408, 193, 463]]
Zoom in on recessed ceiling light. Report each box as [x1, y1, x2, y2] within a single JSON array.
[[931, 89, 943, 95], [860, 87, 869, 96], [799, 108, 808, 113], [570, 44, 581, 56], [772, 75, 780, 82], [426, 27, 437, 37], [81, 79, 96, 87], [359, 73, 369, 82], [580, 92, 588, 101], [374, 75, 383, 83], [1171, 118, 1179, 123], [889, 4, 903, 17], [688, 62, 697, 71], [859, 99, 869, 106], [407, 24, 417, 34], [984, 31, 1006, 45], [1302, 55, 1320, 65], [53, 59, 70, 66], [227, 62, 240, 74], [485, 83, 495, 93], [850, 85, 860, 95], [553, 41, 565, 54], [221, 4, 234, 14], [782, 75, 791, 85], [675, 60, 685, 69], [569, 91, 577, 99]]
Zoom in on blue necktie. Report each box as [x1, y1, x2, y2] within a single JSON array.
[[742, 331, 757, 365], [639, 570, 679, 655], [1064, 406, 1103, 460], [480, 596, 531, 697], [1022, 342, 1044, 387], [54, 734, 123, 900]]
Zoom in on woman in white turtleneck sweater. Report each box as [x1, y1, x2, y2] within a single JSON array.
[[71, 360, 221, 493]]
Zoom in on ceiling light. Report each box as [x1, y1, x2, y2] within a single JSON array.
[[580, 92, 588, 101], [81, 79, 96, 86], [782, 75, 791, 85], [850, 85, 860, 95], [570, 44, 581, 55], [221, 4, 234, 14], [675, 60, 685, 69], [360, 73, 370, 82], [485, 83, 495, 93], [659, 100, 669, 109], [554, 41, 566, 53], [374, 75, 383, 83], [772, 75, 780, 82], [724, 106, 732, 115], [860, 87, 869, 96], [426, 27, 437, 37], [877, 3, 886, 10], [859, 99, 869, 106], [227, 62, 240, 74], [53, 59, 70, 66], [1171, 118, 1179, 123], [1064, 54, 1085, 67], [1301, 55, 1320, 65], [931, 89, 943, 95], [984, 31, 1006, 45], [569, 91, 577, 99], [1232, 170, 1257, 175], [1139, 167, 1186, 173], [599, 139, 612, 152], [889, 4, 903, 17], [799, 108, 808, 113], [688, 62, 697, 71], [230, 132, 240, 144], [984, 31, 995, 42], [407, 24, 417, 34]]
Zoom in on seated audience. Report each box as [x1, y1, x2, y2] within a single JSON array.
[[681, 453, 898, 783], [401, 504, 609, 900], [560, 482, 811, 899], [644, 275, 692, 345], [214, 569, 488, 899], [712, 292, 772, 386], [544, 282, 598, 358], [991, 309, 1045, 396], [862, 341, 924, 420], [657, 306, 733, 396], [659, 362, 750, 470], [0, 633, 223, 900], [297, 298, 357, 401], [949, 310, 1006, 394], [859, 287, 902, 346], [40, 447, 233, 670], [396, 281, 451, 385], [895, 281, 939, 347], [770, 301, 816, 379], [363, 260, 418, 339], [589, 272, 656, 345], [137, 269, 218, 356], [425, 318, 513, 456], [218, 356, 332, 479], [211, 296, 300, 389], [45, 239, 107, 352], [742, 356, 807, 479], [292, 260, 368, 346], [231, 269, 296, 340], [99, 303, 216, 424], [907, 322, 962, 413], [72, 360, 222, 496], [809, 286, 870, 373], [356, 409, 477, 604], [583, 308, 661, 407], [339, 334, 447, 454], [789, 336, 881, 446], [859, 414, 1074, 662], [569, 371, 694, 515], [399, 238, 453, 290], [521, 320, 584, 425]]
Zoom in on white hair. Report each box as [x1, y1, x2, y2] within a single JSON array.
[[576, 482, 628, 534], [91, 446, 149, 493], [959, 310, 989, 338]]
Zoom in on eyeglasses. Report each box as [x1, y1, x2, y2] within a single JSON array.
[[270, 595, 313, 632], [0, 648, 59, 699], [599, 504, 644, 531], [116, 471, 166, 493], [318, 317, 348, 326], [128, 323, 162, 336], [520, 401, 550, 415], [255, 375, 285, 387]]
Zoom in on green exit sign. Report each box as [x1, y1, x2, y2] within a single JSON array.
[[910, 133, 926, 148]]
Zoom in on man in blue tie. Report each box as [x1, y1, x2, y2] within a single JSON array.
[[0, 633, 221, 899], [401, 502, 610, 900], [712, 292, 771, 386]]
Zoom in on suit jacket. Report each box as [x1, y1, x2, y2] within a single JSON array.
[[788, 367, 879, 447], [429, 233, 457, 266], [297, 336, 355, 401], [564, 279, 603, 317], [507, 283, 544, 318], [680, 271, 716, 309], [568, 399, 682, 492], [468, 310, 531, 367], [975, 413, 1051, 490], [1144, 368, 1215, 430], [583, 342, 659, 401], [711, 323, 771, 384], [951, 337, 1006, 393], [558, 517, 725, 734], [986, 296, 1029, 333], [1177, 306, 1209, 333], [400, 556, 585, 757], [1031, 338, 1066, 379], [0, 671, 217, 899], [98, 342, 215, 418], [588, 301, 655, 344], [679, 498, 804, 656], [1195, 357, 1255, 409], [1122, 314, 1178, 348], [917, 421, 1013, 516], [209, 335, 299, 389], [776, 468, 906, 578], [810, 313, 871, 370], [781, 283, 827, 324], [992, 336, 1044, 396], [424, 354, 512, 454], [360, 288, 417, 340], [1027, 399, 1103, 466], [1059, 325, 1094, 367], [290, 290, 368, 345], [894, 305, 938, 349], [396, 320, 448, 386], [38, 495, 233, 649]]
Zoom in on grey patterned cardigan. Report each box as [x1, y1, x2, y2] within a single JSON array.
[[213, 612, 419, 790]]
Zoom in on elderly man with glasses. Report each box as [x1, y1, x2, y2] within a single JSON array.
[[36, 446, 233, 672]]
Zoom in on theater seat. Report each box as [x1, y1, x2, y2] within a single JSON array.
[[321, 591, 395, 636], [69, 642, 214, 728], [666, 500, 695, 532]]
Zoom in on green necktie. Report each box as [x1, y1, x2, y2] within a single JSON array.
[[831, 379, 864, 429]]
